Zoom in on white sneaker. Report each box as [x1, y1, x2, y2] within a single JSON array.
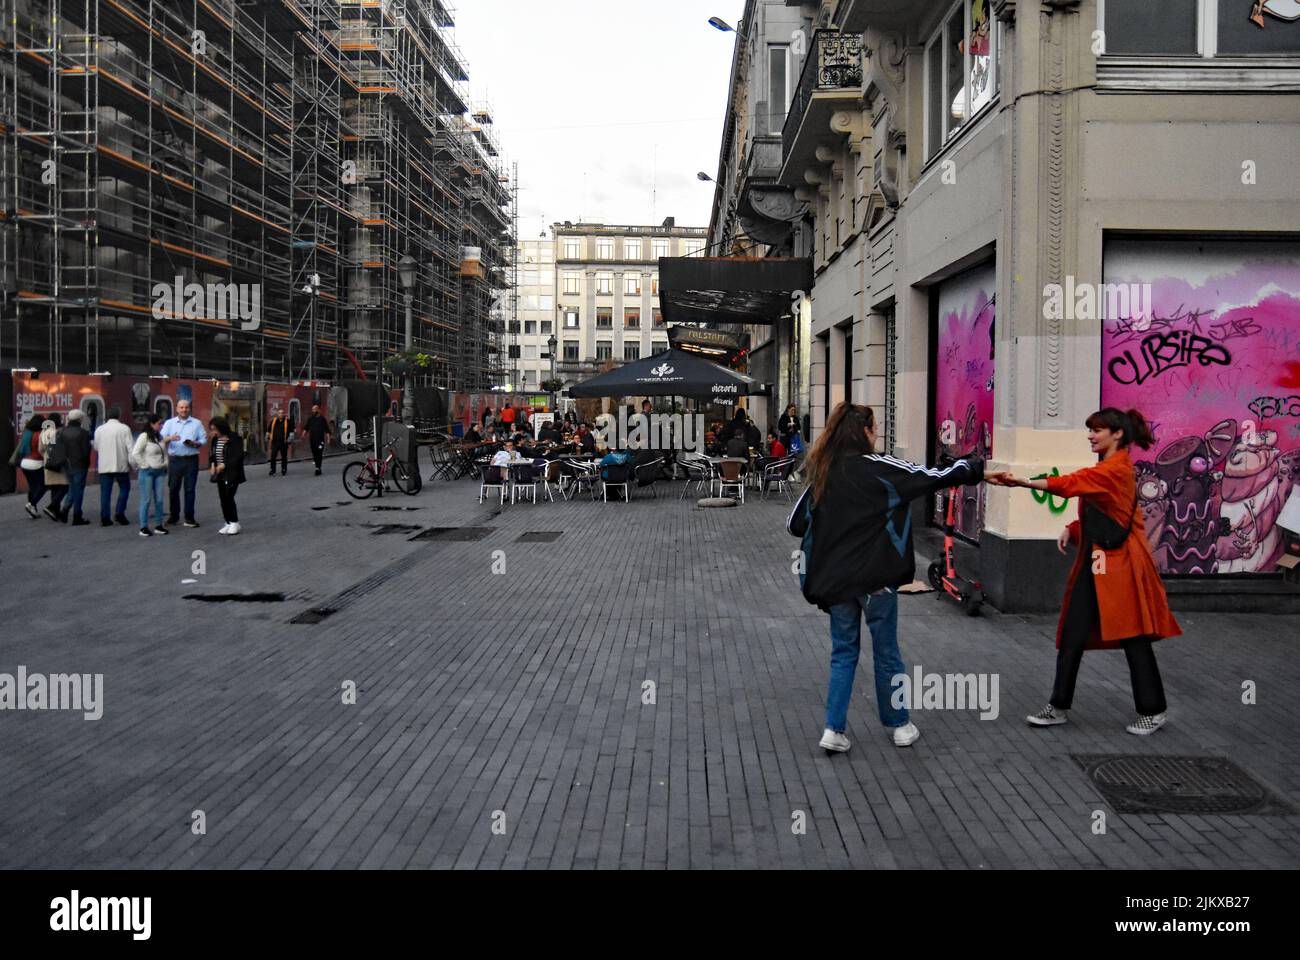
[[1027, 704, 1068, 727], [892, 722, 920, 747], [1126, 712, 1166, 736], [226, 523, 241, 536], [818, 729, 850, 753], [218, 524, 232, 535]]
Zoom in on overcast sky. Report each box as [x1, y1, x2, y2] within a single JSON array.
[[449, 0, 748, 236]]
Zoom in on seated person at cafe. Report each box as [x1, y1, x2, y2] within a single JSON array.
[[491, 440, 517, 482], [538, 420, 562, 443], [463, 424, 483, 443], [767, 429, 786, 458], [724, 431, 749, 459], [576, 424, 596, 454], [600, 447, 632, 467]]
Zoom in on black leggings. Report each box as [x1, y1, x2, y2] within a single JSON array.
[[218, 480, 240, 524], [22, 467, 46, 507], [1050, 546, 1167, 716]]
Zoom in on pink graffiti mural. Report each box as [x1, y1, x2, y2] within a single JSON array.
[[1102, 240, 1300, 576], [933, 265, 995, 542]]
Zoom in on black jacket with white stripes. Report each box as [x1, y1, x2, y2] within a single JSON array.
[[787, 453, 984, 610]]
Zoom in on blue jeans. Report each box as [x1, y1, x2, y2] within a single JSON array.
[[138, 468, 166, 527], [825, 588, 908, 732], [62, 468, 88, 520], [99, 472, 131, 520], [168, 456, 200, 522]]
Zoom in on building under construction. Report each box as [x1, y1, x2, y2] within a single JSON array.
[[0, 0, 513, 391]]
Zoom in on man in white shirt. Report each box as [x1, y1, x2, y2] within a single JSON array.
[[491, 440, 517, 483], [160, 399, 208, 527], [93, 406, 135, 527]]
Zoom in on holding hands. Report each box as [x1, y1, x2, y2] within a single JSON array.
[[985, 470, 1027, 487]]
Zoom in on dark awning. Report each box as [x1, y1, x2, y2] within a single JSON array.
[[567, 348, 756, 399], [658, 256, 813, 326]]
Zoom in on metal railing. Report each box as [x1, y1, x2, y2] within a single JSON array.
[[782, 30, 865, 160]]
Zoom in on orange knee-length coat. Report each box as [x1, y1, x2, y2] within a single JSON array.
[[1045, 449, 1182, 651]]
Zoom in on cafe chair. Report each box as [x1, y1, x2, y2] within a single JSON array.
[[478, 464, 507, 505], [512, 462, 541, 504], [634, 457, 665, 499], [717, 459, 745, 503], [600, 462, 633, 503], [678, 454, 714, 500], [542, 460, 564, 502], [761, 457, 798, 500]]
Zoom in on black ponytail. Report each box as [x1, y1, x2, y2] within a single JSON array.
[[1086, 407, 1154, 450]]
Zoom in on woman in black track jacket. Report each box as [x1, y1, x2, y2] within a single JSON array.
[[787, 402, 985, 754]]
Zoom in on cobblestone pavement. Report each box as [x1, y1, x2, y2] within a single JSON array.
[[1, 459, 1296, 869]]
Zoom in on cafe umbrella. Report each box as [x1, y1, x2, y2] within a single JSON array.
[[567, 347, 757, 399]]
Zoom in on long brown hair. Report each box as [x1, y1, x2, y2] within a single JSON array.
[[805, 402, 875, 502], [1085, 407, 1154, 450]]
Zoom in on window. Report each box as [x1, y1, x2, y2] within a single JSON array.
[[563, 341, 579, 361], [541, 321, 552, 335], [652, 341, 667, 355], [564, 308, 580, 329], [624, 343, 640, 362], [682, 239, 706, 256], [652, 308, 665, 328], [524, 320, 537, 334], [768, 44, 791, 135], [523, 344, 537, 360], [624, 307, 640, 329], [1102, 1, 1300, 58], [596, 238, 614, 260], [925, 0, 998, 159], [595, 272, 613, 295], [563, 239, 581, 259], [539, 295, 553, 311], [652, 238, 670, 259], [596, 341, 613, 361], [597, 307, 613, 328], [625, 275, 641, 296], [625, 239, 642, 260], [562, 273, 580, 295], [651, 276, 660, 297]]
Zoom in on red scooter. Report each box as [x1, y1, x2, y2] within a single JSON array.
[[927, 473, 984, 616]]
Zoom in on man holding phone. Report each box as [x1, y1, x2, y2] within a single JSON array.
[[161, 399, 207, 528]]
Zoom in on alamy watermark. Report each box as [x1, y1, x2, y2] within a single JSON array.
[[152, 275, 261, 331], [593, 409, 705, 452], [0, 666, 103, 720], [1042, 277, 1152, 326], [890, 665, 999, 720]]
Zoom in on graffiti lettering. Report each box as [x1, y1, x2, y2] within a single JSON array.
[[1030, 468, 1070, 515], [1209, 316, 1263, 342], [1107, 306, 1213, 345], [1107, 331, 1232, 385], [1248, 396, 1300, 419]]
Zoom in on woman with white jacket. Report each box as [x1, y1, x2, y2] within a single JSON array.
[[130, 413, 169, 537]]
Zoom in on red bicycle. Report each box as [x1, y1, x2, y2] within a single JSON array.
[[342, 437, 419, 499]]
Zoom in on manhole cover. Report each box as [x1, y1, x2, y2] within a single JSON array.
[[516, 531, 563, 543], [1073, 754, 1293, 816], [184, 593, 286, 604], [409, 526, 493, 542]]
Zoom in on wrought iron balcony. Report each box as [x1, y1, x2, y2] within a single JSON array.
[[781, 30, 865, 172]]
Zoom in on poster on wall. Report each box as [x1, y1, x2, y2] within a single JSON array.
[[933, 262, 996, 542], [1102, 238, 1300, 576]]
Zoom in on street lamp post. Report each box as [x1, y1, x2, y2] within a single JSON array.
[[547, 334, 557, 413], [397, 253, 418, 425]]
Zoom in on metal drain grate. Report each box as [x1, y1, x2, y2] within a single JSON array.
[[1073, 754, 1294, 816], [371, 505, 422, 512], [289, 558, 415, 625], [409, 526, 493, 542], [516, 531, 563, 543], [184, 593, 286, 604], [367, 523, 423, 536]]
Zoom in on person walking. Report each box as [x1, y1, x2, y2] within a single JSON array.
[[788, 402, 986, 753], [266, 410, 293, 476], [161, 399, 206, 528], [15, 414, 49, 519], [989, 407, 1180, 735], [301, 403, 332, 476], [93, 406, 134, 527], [131, 413, 169, 537], [39, 413, 68, 522], [209, 416, 247, 535], [59, 410, 94, 526]]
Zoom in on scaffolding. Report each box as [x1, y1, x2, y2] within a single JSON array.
[[0, 0, 513, 390]]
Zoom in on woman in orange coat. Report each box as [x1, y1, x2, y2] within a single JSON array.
[[991, 408, 1181, 735]]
